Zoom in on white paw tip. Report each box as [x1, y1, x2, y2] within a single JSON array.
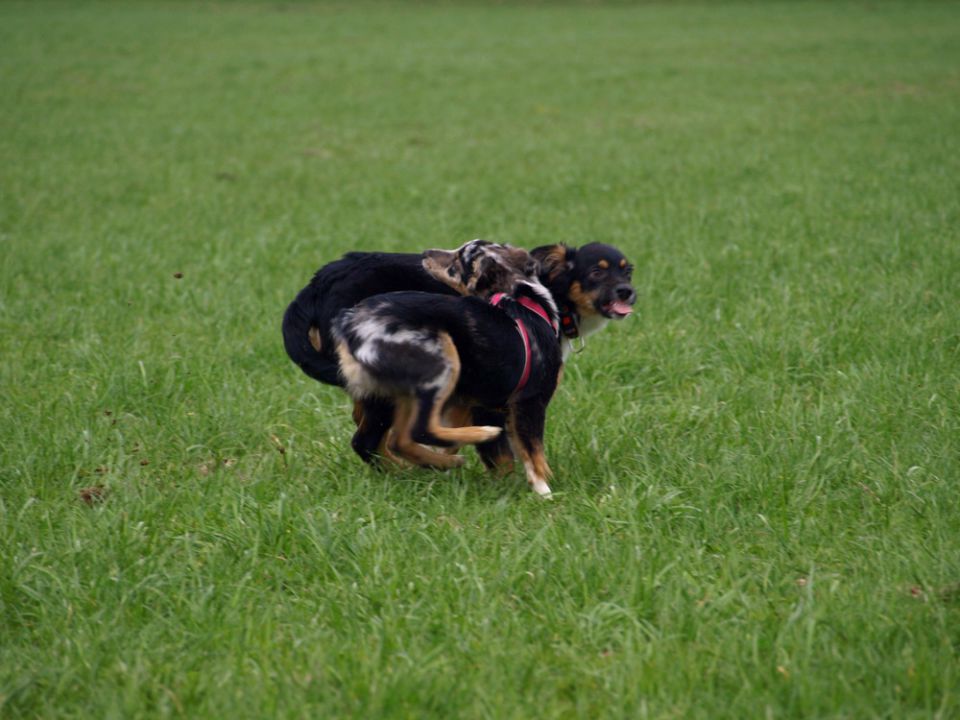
[[532, 482, 552, 497]]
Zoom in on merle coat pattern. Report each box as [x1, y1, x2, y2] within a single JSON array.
[[333, 265, 562, 495], [282, 240, 636, 473]]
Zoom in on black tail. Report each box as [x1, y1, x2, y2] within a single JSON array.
[[282, 297, 343, 387]]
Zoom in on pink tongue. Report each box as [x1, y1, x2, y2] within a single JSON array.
[[609, 300, 633, 316]]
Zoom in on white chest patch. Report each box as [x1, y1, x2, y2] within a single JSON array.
[[561, 315, 609, 360]]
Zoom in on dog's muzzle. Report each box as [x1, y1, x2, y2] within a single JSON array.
[[602, 284, 636, 318]]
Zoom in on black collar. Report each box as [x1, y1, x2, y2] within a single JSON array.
[[558, 303, 580, 339]]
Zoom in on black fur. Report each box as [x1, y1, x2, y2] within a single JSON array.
[[282, 241, 636, 471], [336, 289, 556, 406], [333, 282, 562, 494], [530, 242, 636, 339], [282, 252, 457, 387]]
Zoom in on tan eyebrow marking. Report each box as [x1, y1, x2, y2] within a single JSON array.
[[619, 258, 627, 268], [598, 259, 609, 269]]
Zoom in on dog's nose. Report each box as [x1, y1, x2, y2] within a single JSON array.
[[615, 283, 636, 304]]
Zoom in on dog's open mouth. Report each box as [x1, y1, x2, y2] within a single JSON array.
[[601, 300, 634, 319]]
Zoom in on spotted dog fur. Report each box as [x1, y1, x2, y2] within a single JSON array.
[[282, 239, 636, 474], [333, 247, 562, 495]]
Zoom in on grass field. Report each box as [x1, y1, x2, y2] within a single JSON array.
[[2, 1, 959, 717]]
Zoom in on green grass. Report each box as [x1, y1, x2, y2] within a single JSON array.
[[2, 1, 959, 716]]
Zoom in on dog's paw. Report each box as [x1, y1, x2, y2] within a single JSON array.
[[476, 426, 503, 442], [531, 480, 552, 497]]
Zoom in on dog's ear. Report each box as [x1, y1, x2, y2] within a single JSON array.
[[467, 255, 512, 297], [500, 244, 540, 278], [422, 248, 469, 294], [530, 243, 575, 282]]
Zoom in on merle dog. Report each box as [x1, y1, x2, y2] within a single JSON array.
[[282, 239, 635, 470], [333, 244, 562, 495]]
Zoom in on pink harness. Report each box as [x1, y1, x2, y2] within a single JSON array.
[[489, 293, 558, 398]]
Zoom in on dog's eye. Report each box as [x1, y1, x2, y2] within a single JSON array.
[[589, 268, 606, 280]]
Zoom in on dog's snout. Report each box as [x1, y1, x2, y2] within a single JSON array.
[[615, 283, 636, 304]]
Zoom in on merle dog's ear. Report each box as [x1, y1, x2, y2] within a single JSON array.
[[467, 255, 511, 297], [530, 243, 575, 282], [422, 248, 469, 293]]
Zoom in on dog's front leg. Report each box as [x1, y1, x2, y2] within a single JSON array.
[[471, 406, 515, 474], [507, 400, 552, 497], [351, 397, 395, 465]]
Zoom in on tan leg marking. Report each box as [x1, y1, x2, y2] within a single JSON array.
[[336, 341, 380, 397], [521, 439, 552, 496], [388, 396, 465, 469], [377, 428, 408, 467], [442, 402, 473, 429], [351, 400, 364, 428], [437, 402, 473, 455], [507, 408, 552, 496], [489, 451, 516, 477], [425, 334, 501, 446]]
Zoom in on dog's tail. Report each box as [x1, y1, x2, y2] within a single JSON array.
[[282, 296, 343, 386]]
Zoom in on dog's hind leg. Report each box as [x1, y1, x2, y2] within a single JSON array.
[[351, 397, 400, 465], [435, 402, 473, 455], [337, 343, 405, 466], [389, 396, 466, 469], [411, 333, 502, 447]]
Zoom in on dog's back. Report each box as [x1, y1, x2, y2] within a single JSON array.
[[333, 278, 562, 491], [333, 292, 529, 405], [282, 252, 457, 386]]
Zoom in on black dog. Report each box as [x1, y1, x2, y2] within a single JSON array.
[[283, 252, 454, 387], [333, 247, 562, 495], [282, 240, 636, 469], [282, 240, 533, 385], [532, 243, 636, 351], [283, 240, 537, 464]]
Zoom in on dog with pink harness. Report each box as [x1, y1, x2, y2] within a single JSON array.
[[332, 247, 562, 496]]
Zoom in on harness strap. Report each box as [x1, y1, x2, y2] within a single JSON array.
[[489, 293, 555, 398], [516, 296, 559, 334], [512, 317, 533, 397]]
